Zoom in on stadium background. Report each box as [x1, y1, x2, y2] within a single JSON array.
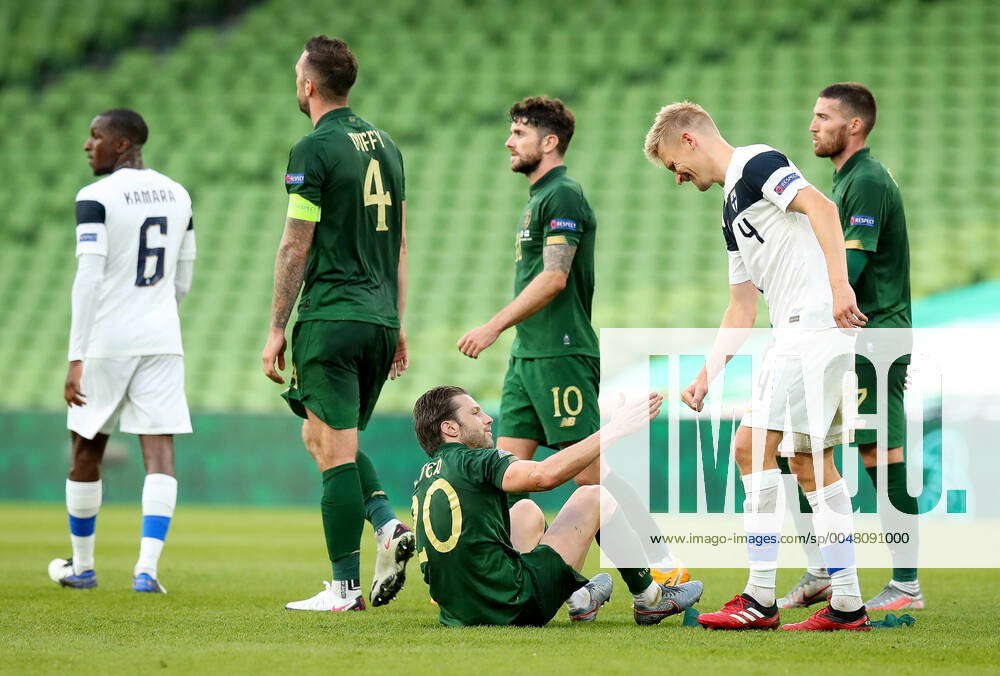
[[1, 0, 998, 510]]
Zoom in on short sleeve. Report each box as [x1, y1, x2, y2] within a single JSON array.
[[467, 448, 520, 490], [179, 215, 197, 261], [841, 179, 884, 253], [539, 185, 589, 247], [743, 150, 811, 213], [75, 187, 108, 257], [728, 251, 750, 285], [284, 136, 325, 221]]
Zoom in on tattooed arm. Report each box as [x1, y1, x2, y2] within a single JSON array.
[[457, 243, 577, 358], [262, 217, 316, 383]]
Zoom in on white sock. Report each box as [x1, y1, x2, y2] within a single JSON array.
[[376, 518, 401, 542], [633, 580, 660, 605], [568, 586, 592, 608], [891, 578, 921, 595], [741, 469, 783, 607], [66, 479, 102, 575], [807, 567, 830, 578], [134, 474, 177, 578], [806, 479, 862, 612], [783, 474, 826, 577]]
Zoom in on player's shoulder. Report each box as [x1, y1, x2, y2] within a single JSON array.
[[75, 174, 117, 203], [147, 169, 191, 202], [544, 171, 590, 205], [739, 144, 793, 176], [852, 153, 897, 190]]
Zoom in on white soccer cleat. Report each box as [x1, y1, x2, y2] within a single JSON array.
[[370, 520, 416, 607], [285, 581, 365, 612]]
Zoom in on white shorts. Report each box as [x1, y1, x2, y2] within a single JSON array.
[[67, 355, 192, 439], [741, 328, 856, 453]]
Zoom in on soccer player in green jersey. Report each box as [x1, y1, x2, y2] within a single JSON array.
[[778, 82, 922, 612], [261, 36, 414, 612], [411, 385, 704, 626], [457, 97, 687, 593]]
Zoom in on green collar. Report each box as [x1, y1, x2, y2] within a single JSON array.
[[529, 165, 567, 196], [315, 107, 355, 128], [833, 147, 871, 183]]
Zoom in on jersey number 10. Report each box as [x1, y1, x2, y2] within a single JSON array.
[[363, 158, 392, 231], [136, 216, 167, 287]]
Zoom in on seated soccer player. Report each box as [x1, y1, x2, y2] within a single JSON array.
[[410, 385, 703, 627]]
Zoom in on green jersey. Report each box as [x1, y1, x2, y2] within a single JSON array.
[[832, 147, 911, 330], [411, 443, 525, 626], [284, 107, 404, 328], [512, 166, 599, 358]]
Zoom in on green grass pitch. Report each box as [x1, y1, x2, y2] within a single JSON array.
[[2, 502, 997, 675]]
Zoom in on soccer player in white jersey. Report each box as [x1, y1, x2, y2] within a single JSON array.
[[48, 109, 195, 594], [644, 102, 872, 631]]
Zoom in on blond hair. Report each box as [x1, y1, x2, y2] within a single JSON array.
[[643, 101, 718, 165]]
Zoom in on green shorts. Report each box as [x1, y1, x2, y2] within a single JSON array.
[[497, 355, 599, 448], [282, 319, 397, 431], [511, 544, 589, 627], [855, 357, 907, 448]]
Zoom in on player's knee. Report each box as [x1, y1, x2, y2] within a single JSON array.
[[733, 435, 755, 472], [510, 499, 545, 533]]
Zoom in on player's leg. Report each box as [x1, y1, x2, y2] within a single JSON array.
[[54, 357, 134, 588], [496, 357, 545, 507], [509, 498, 546, 553], [775, 454, 830, 608], [132, 434, 177, 593], [117, 355, 191, 594], [698, 425, 783, 630], [781, 445, 869, 630], [858, 360, 922, 609], [51, 432, 109, 587]]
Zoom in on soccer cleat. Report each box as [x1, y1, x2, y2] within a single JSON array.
[[133, 573, 167, 594], [48, 558, 97, 589], [777, 571, 831, 608], [371, 521, 416, 607], [651, 559, 691, 586], [567, 573, 613, 622], [697, 593, 780, 630], [634, 580, 704, 626], [780, 604, 871, 631], [285, 581, 366, 612], [864, 581, 925, 611]]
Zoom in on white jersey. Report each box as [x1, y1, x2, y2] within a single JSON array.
[[74, 168, 196, 357], [722, 145, 833, 329]]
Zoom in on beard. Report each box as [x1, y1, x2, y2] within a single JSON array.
[[458, 425, 493, 449], [814, 127, 849, 158], [511, 147, 543, 175], [297, 92, 310, 116]]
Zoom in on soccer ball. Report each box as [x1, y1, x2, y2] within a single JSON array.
[[48, 557, 72, 583]]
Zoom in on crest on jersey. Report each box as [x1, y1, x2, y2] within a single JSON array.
[[850, 215, 876, 227], [284, 173, 305, 185], [773, 173, 800, 195]]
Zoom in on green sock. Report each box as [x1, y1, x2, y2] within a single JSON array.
[[776, 456, 811, 514], [866, 462, 919, 582], [594, 527, 654, 595], [356, 451, 396, 530], [321, 464, 364, 582]]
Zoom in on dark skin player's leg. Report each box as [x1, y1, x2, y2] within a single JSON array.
[[139, 434, 176, 476], [68, 432, 109, 482]]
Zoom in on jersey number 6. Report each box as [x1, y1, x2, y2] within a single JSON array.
[[136, 216, 167, 287]]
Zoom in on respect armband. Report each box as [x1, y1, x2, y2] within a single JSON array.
[[287, 193, 321, 221]]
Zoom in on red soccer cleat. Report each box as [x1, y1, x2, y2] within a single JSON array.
[[780, 604, 872, 631], [697, 593, 780, 630]]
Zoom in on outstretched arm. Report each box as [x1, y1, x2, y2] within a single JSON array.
[[789, 186, 866, 328], [261, 217, 316, 383], [501, 392, 663, 492], [457, 243, 576, 358]]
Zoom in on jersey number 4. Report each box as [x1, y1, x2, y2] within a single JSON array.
[[363, 158, 392, 231], [136, 216, 167, 287]]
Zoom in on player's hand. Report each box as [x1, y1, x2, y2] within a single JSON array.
[[681, 376, 708, 412], [262, 328, 287, 384], [390, 329, 409, 380], [605, 392, 663, 442], [832, 281, 867, 329], [64, 360, 86, 407], [457, 323, 501, 359]]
